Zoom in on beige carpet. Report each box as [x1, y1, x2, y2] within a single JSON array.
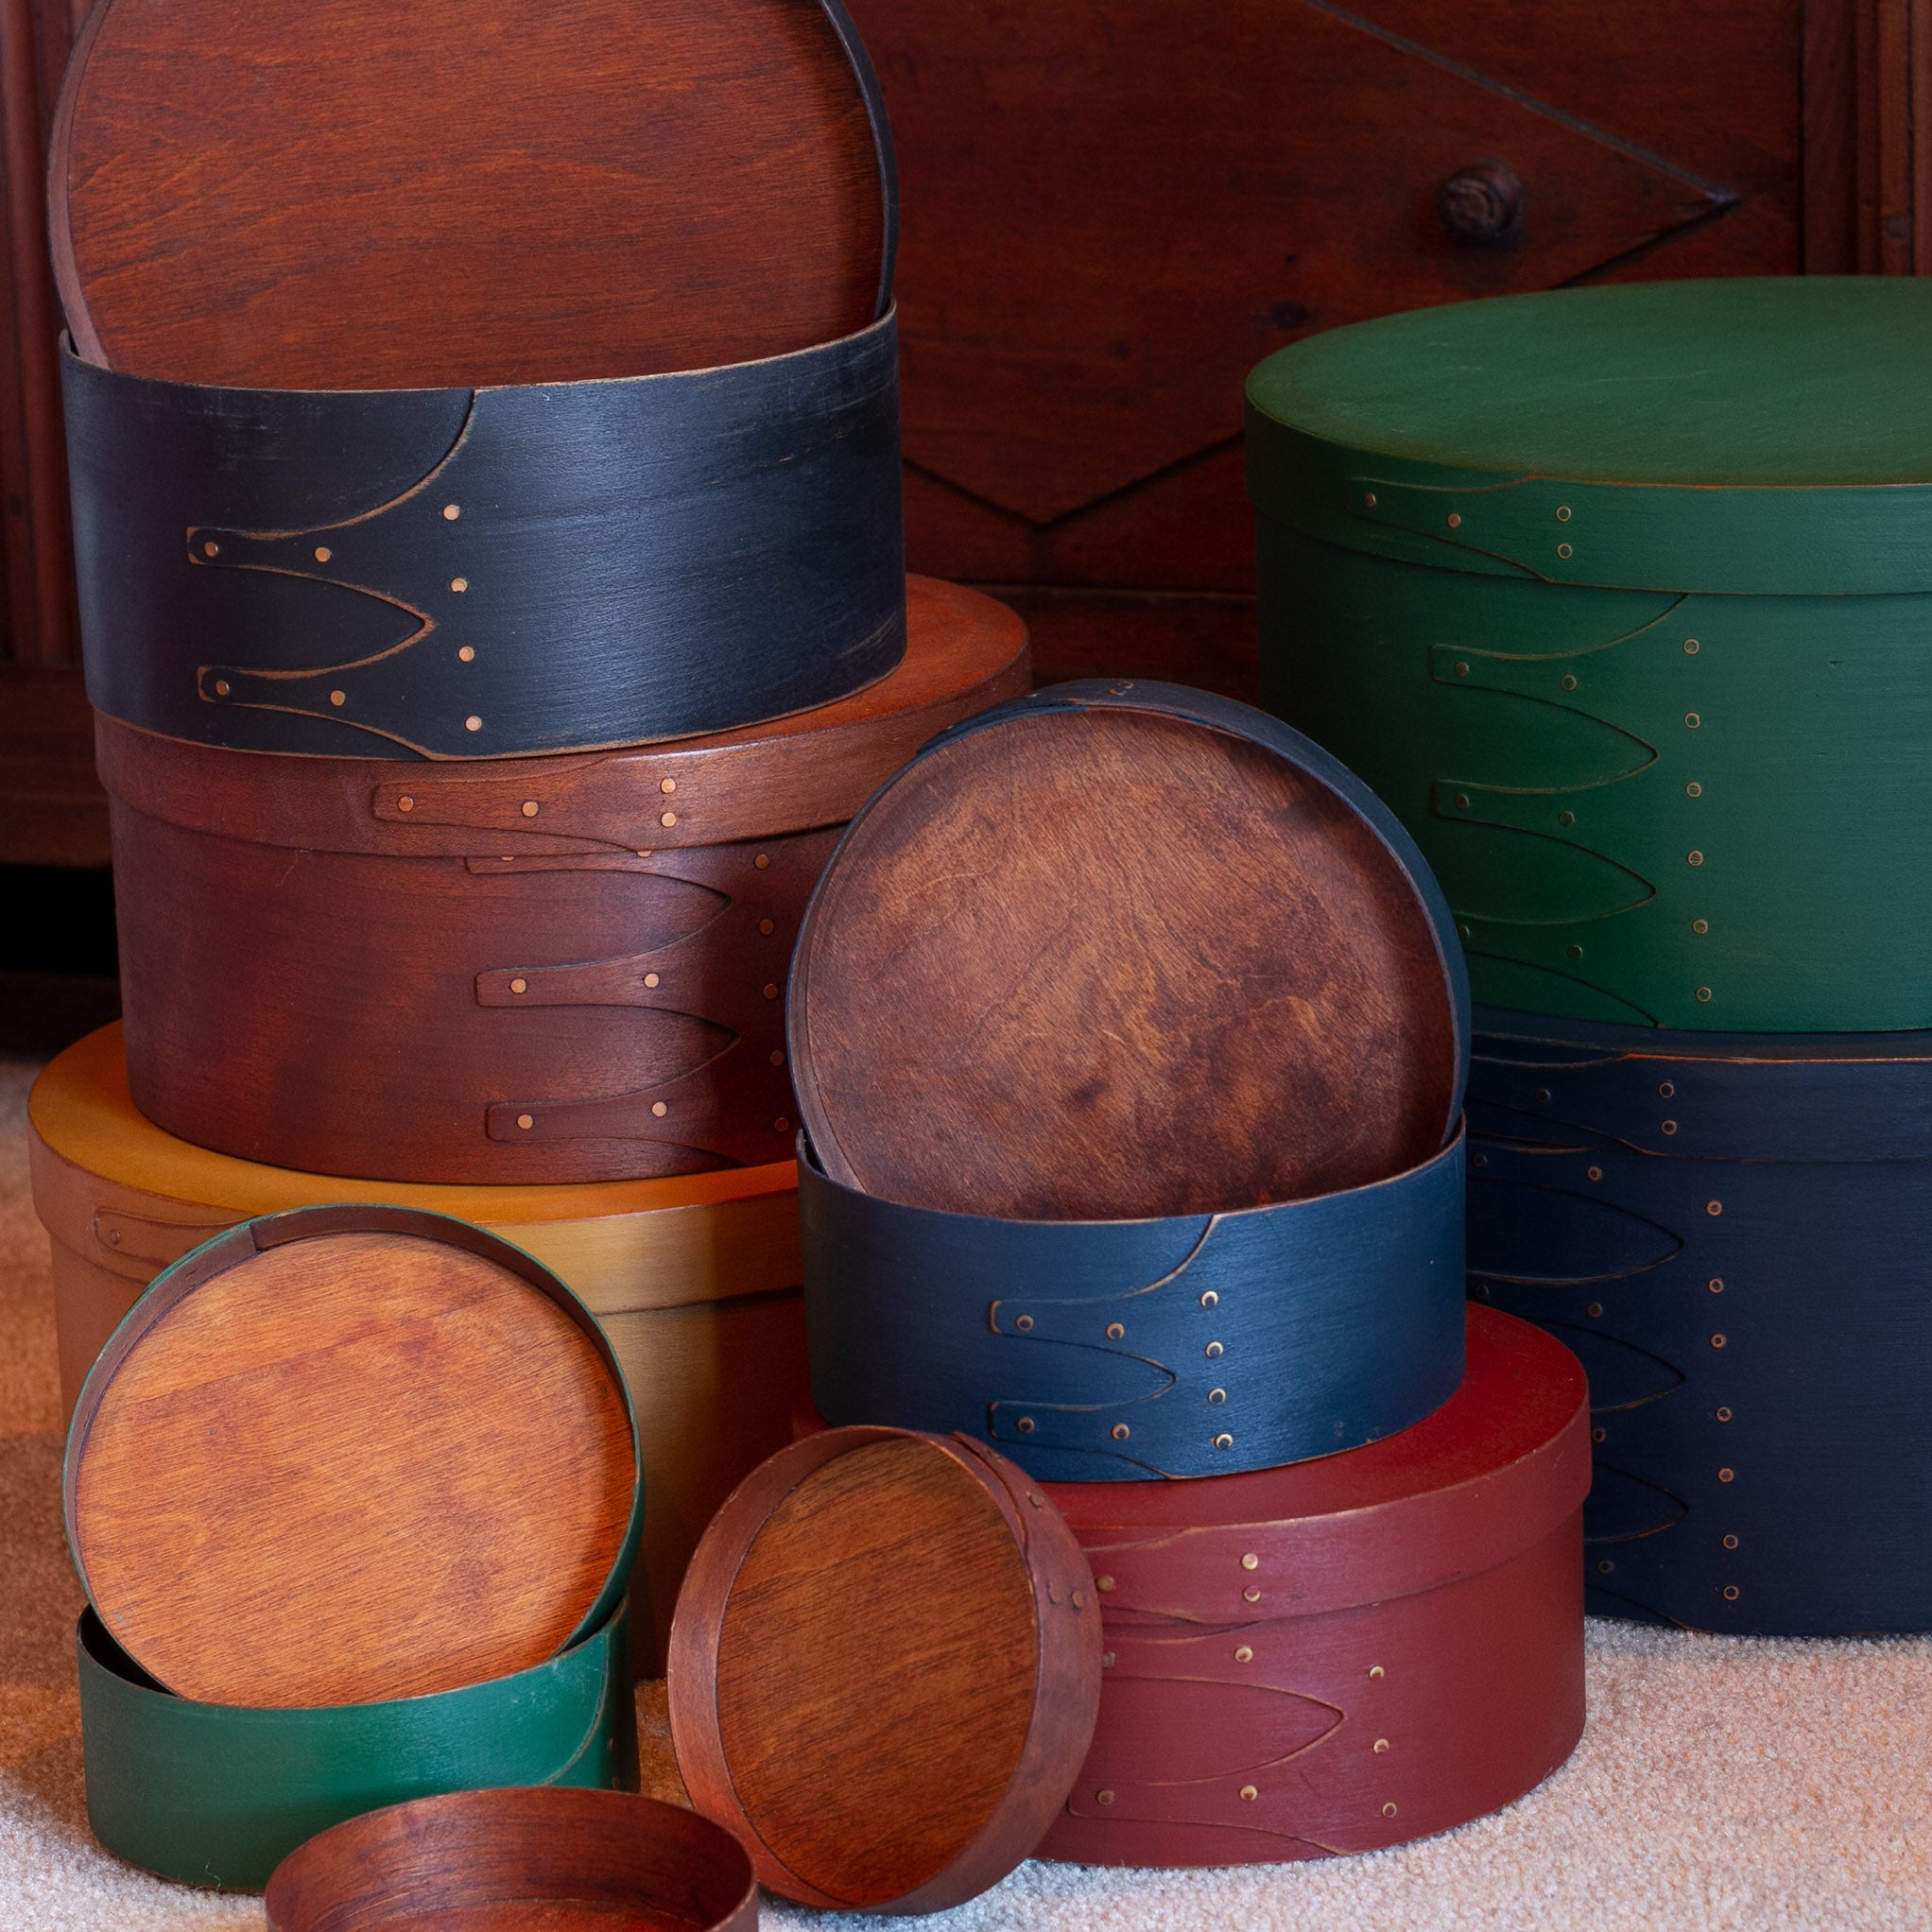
[[2, 1054, 1929, 1931]]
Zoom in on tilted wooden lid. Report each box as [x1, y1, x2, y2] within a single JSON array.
[[266, 1789, 758, 1932], [64, 1204, 640, 1709], [51, 0, 892, 388], [666, 1426, 1102, 1912], [788, 681, 1467, 1220]]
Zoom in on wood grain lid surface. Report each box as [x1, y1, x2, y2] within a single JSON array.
[[266, 1788, 757, 1932], [51, 0, 892, 388], [93, 578, 1030, 855], [788, 681, 1466, 1220], [64, 1205, 641, 1709], [666, 1427, 1101, 1912]]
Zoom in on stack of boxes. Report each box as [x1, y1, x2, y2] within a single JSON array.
[[31, 0, 1030, 1669], [784, 680, 1595, 1863], [1248, 277, 1932, 1636]]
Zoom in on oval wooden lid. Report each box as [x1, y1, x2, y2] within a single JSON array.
[[64, 1204, 641, 1709], [51, 0, 891, 388], [1248, 279, 1932, 487], [666, 1426, 1102, 1912], [266, 1788, 758, 1932], [1052, 1306, 1589, 1614], [788, 681, 1466, 1220], [93, 578, 1031, 855]]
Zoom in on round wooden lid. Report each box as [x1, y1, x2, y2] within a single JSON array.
[[266, 1789, 758, 1932], [64, 1205, 640, 1709], [51, 0, 891, 388], [788, 681, 1466, 1220], [1248, 279, 1932, 487], [666, 1426, 1102, 1912]]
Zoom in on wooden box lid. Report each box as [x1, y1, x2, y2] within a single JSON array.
[[266, 1788, 756, 1931], [1247, 279, 1932, 595], [64, 1204, 641, 1709], [666, 1426, 1102, 1912], [52, 0, 893, 388], [788, 680, 1467, 1221]]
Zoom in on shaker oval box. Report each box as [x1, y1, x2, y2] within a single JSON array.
[[1249, 278, 1932, 1032], [55, 0, 906, 758], [791, 680, 1471, 1481], [102, 578, 1026, 1186], [78, 1596, 637, 1892], [1468, 1006, 1932, 1634]]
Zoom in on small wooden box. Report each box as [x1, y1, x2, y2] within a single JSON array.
[[1249, 279, 1932, 1033], [78, 1598, 636, 1892]]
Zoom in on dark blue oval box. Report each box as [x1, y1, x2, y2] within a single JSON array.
[[790, 681, 1471, 1482]]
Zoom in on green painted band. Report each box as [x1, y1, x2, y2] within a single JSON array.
[[1255, 522, 1932, 1032], [78, 1596, 639, 1892], [1245, 412, 1932, 596]]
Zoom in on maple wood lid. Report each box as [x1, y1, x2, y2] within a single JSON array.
[[666, 1426, 1102, 1913], [788, 680, 1468, 1220], [266, 1788, 758, 1932], [64, 1204, 641, 1710], [51, 0, 893, 388]]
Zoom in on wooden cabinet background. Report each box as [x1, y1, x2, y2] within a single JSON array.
[[0, 0, 1916, 860]]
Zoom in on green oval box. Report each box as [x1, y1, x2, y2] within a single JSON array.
[[77, 1596, 639, 1891], [1247, 278, 1932, 1033]]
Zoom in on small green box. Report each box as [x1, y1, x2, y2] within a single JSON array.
[[1247, 278, 1932, 1032]]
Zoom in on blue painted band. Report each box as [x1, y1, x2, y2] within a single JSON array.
[[62, 313, 905, 759], [1469, 1007, 1932, 1634], [802, 1130, 1468, 1482]]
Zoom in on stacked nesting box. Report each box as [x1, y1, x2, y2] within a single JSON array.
[[785, 681, 1594, 1865], [1248, 278, 1932, 1634], [28, 0, 1030, 1889]]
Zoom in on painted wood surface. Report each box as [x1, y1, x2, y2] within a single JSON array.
[[65, 1207, 640, 1708], [1251, 282, 1932, 1032], [801, 1134, 1466, 1482], [667, 1427, 1100, 1912], [790, 680, 1465, 1221], [265, 1787, 758, 1932], [78, 1597, 637, 1893], [27, 1025, 807, 1668], [63, 319, 905, 759], [51, 0, 891, 388], [99, 579, 1026, 1185], [1468, 1008, 1932, 1633]]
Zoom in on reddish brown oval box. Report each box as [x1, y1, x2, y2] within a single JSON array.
[[1037, 1306, 1589, 1864], [102, 578, 1026, 1185]]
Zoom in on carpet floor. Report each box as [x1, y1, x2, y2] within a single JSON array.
[[2, 1053, 1928, 1931]]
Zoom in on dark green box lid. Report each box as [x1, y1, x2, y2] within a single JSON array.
[[1248, 278, 1932, 595]]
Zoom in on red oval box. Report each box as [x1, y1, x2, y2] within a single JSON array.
[[1043, 1305, 1589, 1863]]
